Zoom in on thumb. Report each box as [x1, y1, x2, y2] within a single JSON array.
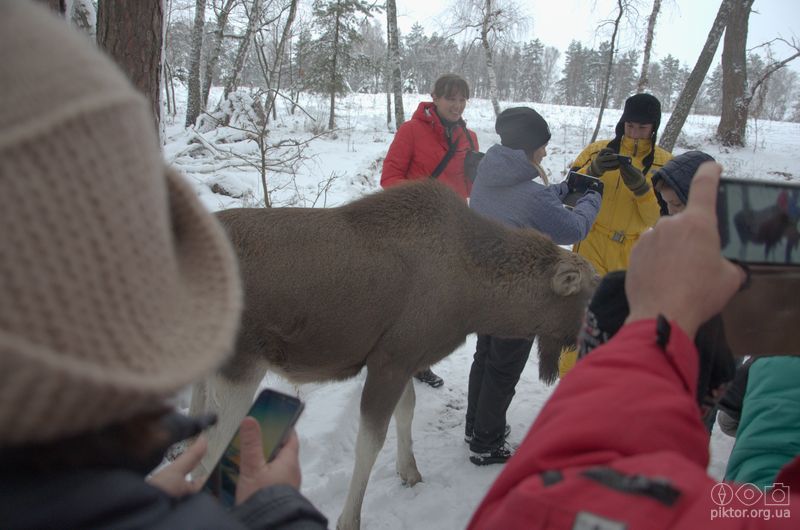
[[238, 417, 266, 472]]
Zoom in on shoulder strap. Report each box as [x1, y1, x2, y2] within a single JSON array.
[[430, 132, 459, 179], [463, 125, 476, 152]]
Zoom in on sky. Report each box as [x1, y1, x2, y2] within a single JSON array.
[[394, 0, 800, 73]]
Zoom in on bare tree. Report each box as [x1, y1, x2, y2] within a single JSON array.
[[386, 0, 404, 127], [715, 0, 754, 146], [185, 0, 206, 127], [223, 0, 263, 101], [448, 0, 527, 117], [659, 0, 732, 151], [97, 0, 164, 129], [589, 0, 626, 144], [636, 0, 661, 93], [253, 0, 300, 121], [203, 0, 236, 108]]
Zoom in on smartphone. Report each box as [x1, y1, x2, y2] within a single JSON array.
[[202, 388, 304, 506], [563, 171, 603, 208], [717, 177, 800, 266], [617, 155, 632, 165]]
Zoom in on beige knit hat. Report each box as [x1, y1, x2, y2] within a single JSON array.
[[0, 1, 242, 446]]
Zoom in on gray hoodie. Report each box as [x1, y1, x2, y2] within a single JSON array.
[[470, 144, 600, 245]]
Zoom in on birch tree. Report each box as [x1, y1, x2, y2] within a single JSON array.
[[386, 0, 404, 127], [636, 0, 661, 93], [659, 0, 732, 152], [589, 0, 626, 144]]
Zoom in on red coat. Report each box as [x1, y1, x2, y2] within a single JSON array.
[[469, 320, 799, 529], [381, 102, 478, 200]]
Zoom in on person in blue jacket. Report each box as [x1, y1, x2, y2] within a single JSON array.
[[465, 107, 602, 465]]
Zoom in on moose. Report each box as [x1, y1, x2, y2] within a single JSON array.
[[190, 181, 599, 529]]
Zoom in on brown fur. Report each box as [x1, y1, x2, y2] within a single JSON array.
[[192, 181, 598, 529]]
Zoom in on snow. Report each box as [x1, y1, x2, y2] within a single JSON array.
[[164, 88, 794, 528]]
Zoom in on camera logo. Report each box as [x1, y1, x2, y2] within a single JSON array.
[[766, 484, 791, 507], [710, 483, 791, 521]]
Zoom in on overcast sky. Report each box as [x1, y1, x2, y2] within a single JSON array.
[[395, 0, 799, 73]]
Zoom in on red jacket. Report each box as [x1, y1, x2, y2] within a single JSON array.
[[469, 320, 799, 529], [381, 102, 478, 200]]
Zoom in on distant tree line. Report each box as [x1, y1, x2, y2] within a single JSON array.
[[161, 2, 799, 124]]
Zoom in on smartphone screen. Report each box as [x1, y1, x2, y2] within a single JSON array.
[[717, 177, 800, 266], [202, 388, 304, 507], [563, 171, 601, 208]]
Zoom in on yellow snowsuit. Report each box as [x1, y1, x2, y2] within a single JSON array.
[[559, 135, 672, 376]]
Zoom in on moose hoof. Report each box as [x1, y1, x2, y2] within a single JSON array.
[[398, 466, 422, 486]]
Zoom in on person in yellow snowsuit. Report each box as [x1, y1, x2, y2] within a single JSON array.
[[559, 93, 672, 376]]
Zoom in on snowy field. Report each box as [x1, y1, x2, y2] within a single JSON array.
[[164, 89, 798, 529]]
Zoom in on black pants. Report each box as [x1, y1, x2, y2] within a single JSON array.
[[466, 334, 533, 451]]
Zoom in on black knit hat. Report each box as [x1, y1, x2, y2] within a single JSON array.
[[577, 270, 628, 357], [495, 107, 551, 153]]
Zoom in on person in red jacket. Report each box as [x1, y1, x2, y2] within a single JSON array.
[[381, 73, 479, 388], [468, 162, 799, 529]]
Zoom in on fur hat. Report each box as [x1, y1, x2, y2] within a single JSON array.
[[0, 2, 242, 447], [495, 107, 551, 153], [608, 93, 663, 173]]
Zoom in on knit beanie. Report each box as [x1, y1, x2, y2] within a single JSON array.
[[495, 107, 551, 153], [652, 151, 715, 215], [0, 2, 242, 446]]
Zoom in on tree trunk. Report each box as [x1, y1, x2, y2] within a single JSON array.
[[660, 0, 732, 152], [185, 0, 206, 128], [387, 0, 404, 126], [97, 0, 164, 130], [328, 0, 342, 130], [716, 0, 754, 147], [636, 0, 661, 93], [222, 0, 263, 101], [481, 0, 501, 117], [590, 0, 623, 143], [202, 0, 235, 108], [264, 0, 299, 118]]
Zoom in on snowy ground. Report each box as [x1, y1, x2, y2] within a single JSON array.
[[164, 89, 796, 528]]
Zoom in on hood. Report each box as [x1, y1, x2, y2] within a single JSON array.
[[477, 144, 541, 187], [652, 151, 715, 214]]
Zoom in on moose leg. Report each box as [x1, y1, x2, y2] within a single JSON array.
[[394, 380, 422, 485], [189, 368, 266, 477], [337, 369, 411, 530]]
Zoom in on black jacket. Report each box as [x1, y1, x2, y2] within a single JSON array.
[[0, 468, 328, 530]]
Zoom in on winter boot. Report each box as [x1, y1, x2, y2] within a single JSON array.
[[414, 368, 444, 388]]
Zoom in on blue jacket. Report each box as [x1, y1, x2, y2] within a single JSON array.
[[470, 144, 600, 244]]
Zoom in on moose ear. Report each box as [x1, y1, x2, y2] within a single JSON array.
[[551, 260, 583, 297]]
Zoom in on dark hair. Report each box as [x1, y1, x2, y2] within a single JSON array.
[[431, 74, 470, 99]]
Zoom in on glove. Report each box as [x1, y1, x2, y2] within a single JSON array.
[[555, 180, 570, 199], [585, 179, 604, 197], [590, 148, 620, 176], [619, 163, 651, 196]]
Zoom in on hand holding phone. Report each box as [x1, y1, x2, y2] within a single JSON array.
[[203, 388, 304, 506], [563, 171, 603, 208]]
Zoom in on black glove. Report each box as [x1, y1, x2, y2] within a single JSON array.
[[585, 179, 604, 197], [590, 148, 620, 176], [619, 163, 650, 196]]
